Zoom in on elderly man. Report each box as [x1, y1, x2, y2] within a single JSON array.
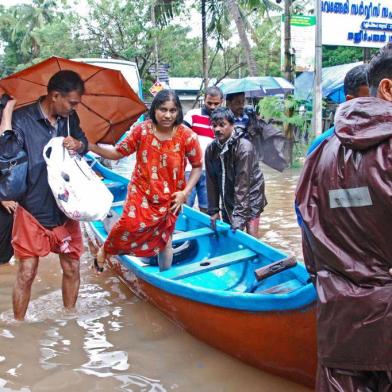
[[10, 70, 88, 320], [296, 44, 392, 390]]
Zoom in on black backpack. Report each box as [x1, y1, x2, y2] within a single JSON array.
[[0, 95, 28, 201]]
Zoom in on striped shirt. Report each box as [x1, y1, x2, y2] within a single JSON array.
[[184, 106, 214, 171], [184, 106, 215, 138]]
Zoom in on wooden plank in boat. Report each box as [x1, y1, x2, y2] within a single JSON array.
[[172, 227, 227, 244], [161, 249, 257, 280], [104, 180, 126, 190], [257, 279, 303, 294]]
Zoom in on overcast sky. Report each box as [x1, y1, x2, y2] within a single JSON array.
[[0, 0, 31, 5]]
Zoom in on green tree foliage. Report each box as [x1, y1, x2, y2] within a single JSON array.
[[158, 26, 202, 77], [322, 46, 364, 67], [322, 46, 379, 67], [0, 0, 85, 74], [83, 0, 154, 76], [10, 0, 58, 58], [250, 15, 281, 76], [258, 95, 310, 130], [33, 17, 92, 62]]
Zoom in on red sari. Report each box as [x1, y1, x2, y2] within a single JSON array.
[[104, 120, 202, 257]]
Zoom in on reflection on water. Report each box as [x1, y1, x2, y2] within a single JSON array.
[[0, 164, 310, 392], [261, 166, 303, 260]]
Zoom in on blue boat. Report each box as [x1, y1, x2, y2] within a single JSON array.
[[86, 157, 318, 388]]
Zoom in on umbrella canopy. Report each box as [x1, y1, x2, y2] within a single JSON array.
[[219, 77, 265, 95], [218, 76, 294, 97], [0, 57, 147, 144]]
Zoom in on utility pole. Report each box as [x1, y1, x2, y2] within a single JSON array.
[[151, 1, 160, 82], [283, 0, 294, 84], [313, 0, 322, 136], [363, 47, 371, 63], [201, 0, 208, 92], [282, 0, 295, 165]]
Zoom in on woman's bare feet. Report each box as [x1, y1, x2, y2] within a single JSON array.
[[94, 247, 106, 272]]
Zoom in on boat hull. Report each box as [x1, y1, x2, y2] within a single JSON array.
[[110, 259, 317, 388]]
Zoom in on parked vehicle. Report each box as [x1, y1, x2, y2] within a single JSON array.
[[72, 58, 143, 100]]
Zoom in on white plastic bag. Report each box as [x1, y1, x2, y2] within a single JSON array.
[[43, 136, 113, 221]]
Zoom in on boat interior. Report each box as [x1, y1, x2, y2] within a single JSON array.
[[89, 157, 314, 303]]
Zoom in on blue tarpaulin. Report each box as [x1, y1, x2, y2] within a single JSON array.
[[295, 62, 363, 104]]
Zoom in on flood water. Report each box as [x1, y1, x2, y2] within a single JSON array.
[[0, 165, 311, 392]]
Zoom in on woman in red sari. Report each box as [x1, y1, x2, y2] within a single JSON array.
[[89, 90, 202, 271]]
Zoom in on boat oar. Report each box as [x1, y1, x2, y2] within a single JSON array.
[[254, 256, 297, 281], [246, 255, 297, 293]]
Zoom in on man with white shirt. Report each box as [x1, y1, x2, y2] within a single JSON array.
[[184, 86, 223, 213]]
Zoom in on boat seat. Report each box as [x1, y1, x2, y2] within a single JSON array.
[[104, 180, 126, 190], [256, 279, 303, 295], [172, 227, 226, 244], [161, 249, 257, 280]]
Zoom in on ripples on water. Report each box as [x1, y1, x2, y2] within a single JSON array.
[[0, 161, 310, 392]]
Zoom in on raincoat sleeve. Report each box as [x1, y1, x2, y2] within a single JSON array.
[[69, 113, 88, 156], [248, 117, 288, 172], [300, 225, 317, 285], [205, 145, 220, 216], [231, 141, 252, 230]]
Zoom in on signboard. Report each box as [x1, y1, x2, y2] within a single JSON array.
[[281, 15, 316, 72], [322, 0, 392, 48], [149, 81, 165, 96]]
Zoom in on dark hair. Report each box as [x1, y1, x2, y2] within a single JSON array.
[[149, 89, 183, 125], [205, 86, 223, 99], [210, 107, 235, 124], [47, 70, 85, 95], [343, 64, 368, 96], [367, 43, 392, 96], [225, 92, 245, 102]]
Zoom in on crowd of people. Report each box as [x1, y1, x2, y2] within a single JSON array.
[[0, 70, 268, 320], [1, 42, 392, 392]]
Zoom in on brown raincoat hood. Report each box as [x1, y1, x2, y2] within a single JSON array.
[[295, 96, 392, 371], [335, 97, 392, 149]]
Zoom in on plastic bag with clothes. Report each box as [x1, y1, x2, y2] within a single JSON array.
[[43, 136, 113, 221]]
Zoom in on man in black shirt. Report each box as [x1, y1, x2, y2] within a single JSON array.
[[11, 70, 88, 320]]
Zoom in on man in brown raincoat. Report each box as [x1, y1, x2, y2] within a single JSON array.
[[296, 44, 392, 390], [206, 107, 267, 237]]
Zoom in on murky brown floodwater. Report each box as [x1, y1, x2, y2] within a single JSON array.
[[0, 165, 311, 392]]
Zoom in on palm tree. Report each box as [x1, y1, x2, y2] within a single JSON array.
[[227, 0, 257, 75], [207, 0, 281, 77], [155, 0, 280, 80], [201, 0, 208, 90], [11, 0, 58, 59]]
